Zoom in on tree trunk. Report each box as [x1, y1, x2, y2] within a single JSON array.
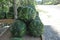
[[42, 0, 43, 4], [13, 0, 17, 20]]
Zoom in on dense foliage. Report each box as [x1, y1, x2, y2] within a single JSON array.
[[36, 0, 59, 5], [6, 7, 14, 19], [17, 6, 36, 22], [29, 12, 44, 37], [0, 0, 44, 38], [11, 20, 26, 37], [19, 0, 36, 6], [0, 12, 6, 19]]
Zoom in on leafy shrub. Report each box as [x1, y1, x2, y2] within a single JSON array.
[[6, 7, 14, 19], [10, 20, 26, 37], [29, 12, 44, 37], [0, 12, 6, 19], [17, 6, 36, 22]]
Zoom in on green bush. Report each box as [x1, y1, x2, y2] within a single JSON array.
[[17, 7, 23, 13], [0, 12, 6, 19], [17, 6, 36, 22], [6, 12, 14, 19], [10, 20, 26, 37], [29, 12, 44, 37], [6, 7, 14, 19]]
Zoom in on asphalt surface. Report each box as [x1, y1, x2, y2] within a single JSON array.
[[36, 5, 60, 40]]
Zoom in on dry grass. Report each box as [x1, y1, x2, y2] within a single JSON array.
[[0, 19, 14, 24]]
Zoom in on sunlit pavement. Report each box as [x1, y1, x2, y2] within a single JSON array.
[[36, 5, 60, 40]]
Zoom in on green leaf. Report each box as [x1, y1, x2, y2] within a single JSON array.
[[0, 0, 3, 2]]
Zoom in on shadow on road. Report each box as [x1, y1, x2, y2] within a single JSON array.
[[43, 25, 60, 40]]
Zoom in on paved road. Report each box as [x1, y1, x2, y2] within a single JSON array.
[[36, 5, 60, 40]]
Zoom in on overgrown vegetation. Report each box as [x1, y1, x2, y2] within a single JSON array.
[[0, 0, 44, 40], [11, 20, 26, 37], [36, 0, 60, 5]]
